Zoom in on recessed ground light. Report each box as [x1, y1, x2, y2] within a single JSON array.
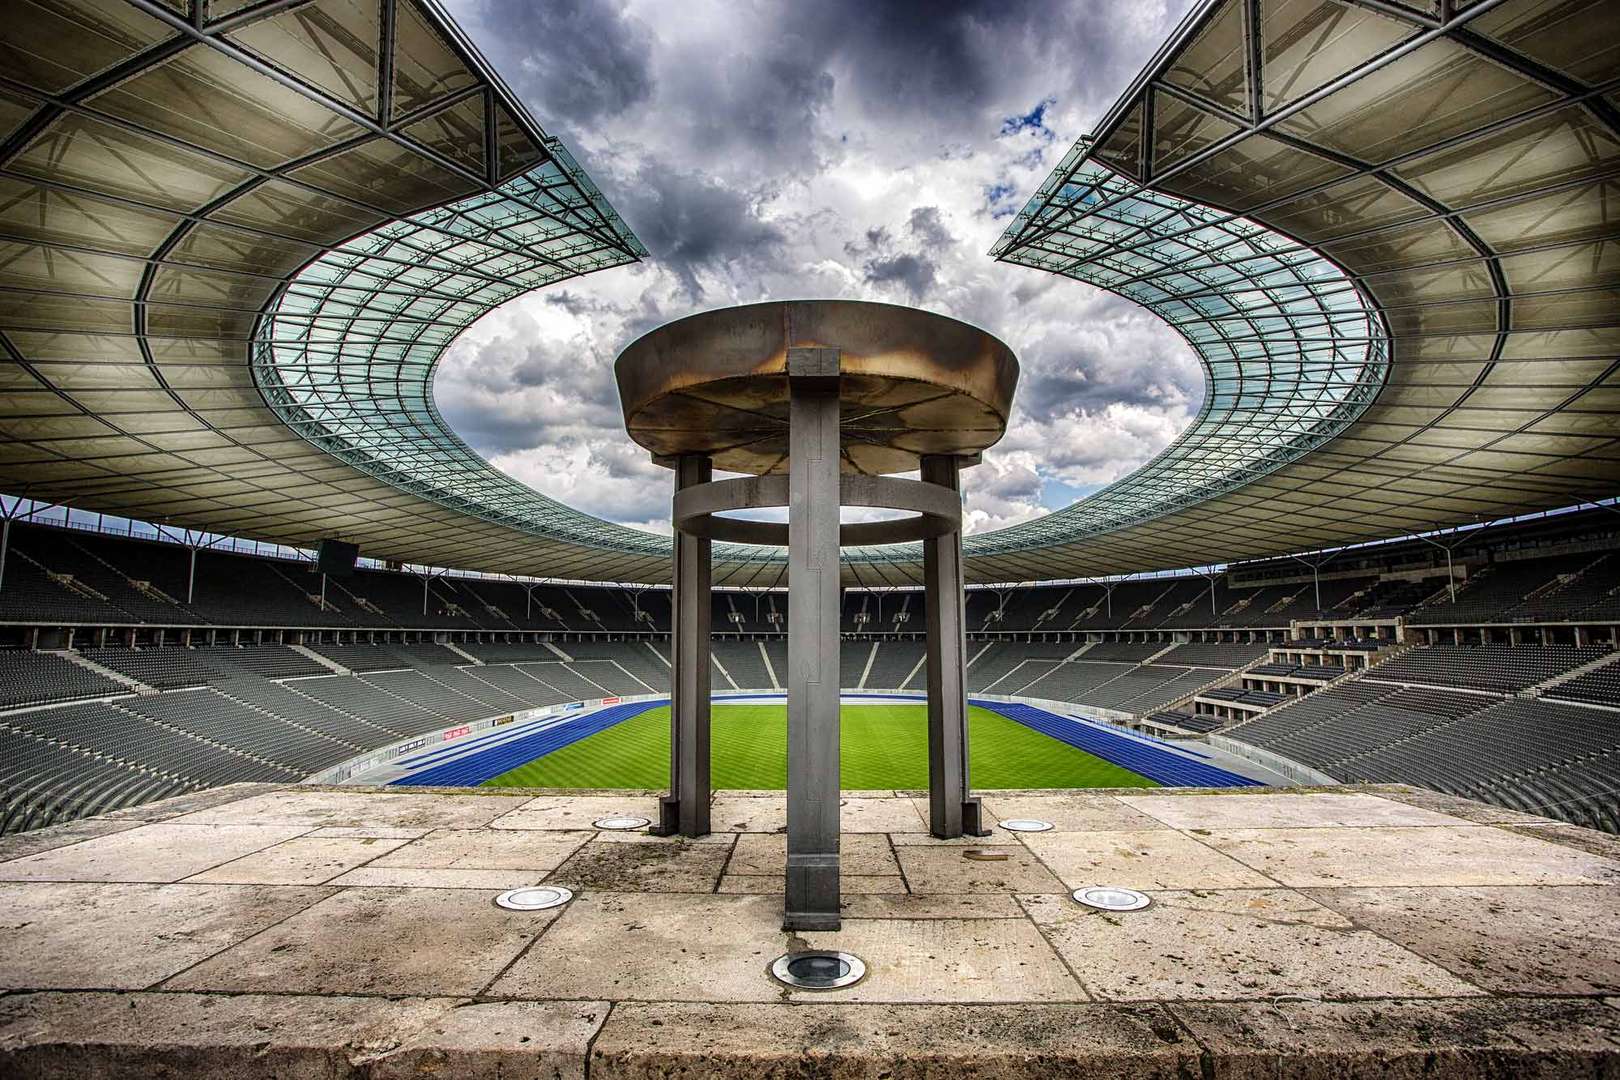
[[592, 815, 651, 830], [998, 818, 1054, 833], [1072, 886, 1152, 912], [963, 849, 1010, 862], [769, 950, 866, 990], [494, 885, 573, 911]]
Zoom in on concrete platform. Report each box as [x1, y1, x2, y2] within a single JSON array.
[[1, 783, 1617, 1077]]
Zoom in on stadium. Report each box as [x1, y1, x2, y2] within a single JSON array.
[[0, 0, 1618, 1074]]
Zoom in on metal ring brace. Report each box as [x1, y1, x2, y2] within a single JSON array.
[[673, 474, 962, 546]]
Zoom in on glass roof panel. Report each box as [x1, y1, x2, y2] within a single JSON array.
[[1468, 0, 1620, 84], [1164, 0, 1250, 114], [90, 43, 365, 168], [226, 0, 383, 115], [1259, 0, 1412, 113], [390, 0, 478, 119], [1, 0, 177, 94]]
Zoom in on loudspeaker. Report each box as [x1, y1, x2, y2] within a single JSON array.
[[316, 539, 358, 577]]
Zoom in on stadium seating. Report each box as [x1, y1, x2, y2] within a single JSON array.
[[0, 651, 124, 708], [1548, 662, 1620, 708], [1, 508, 1618, 835], [1363, 644, 1607, 694]]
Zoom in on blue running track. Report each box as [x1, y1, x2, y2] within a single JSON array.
[[975, 700, 1260, 787], [391, 700, 665, 788]]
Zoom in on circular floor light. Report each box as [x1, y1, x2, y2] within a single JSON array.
[[1072, 886, 1152, 912], [769, 950, 866, 991], [494, 885, 573, 912], [593, 815, 651, 830], [998, 818, 1054, 833]]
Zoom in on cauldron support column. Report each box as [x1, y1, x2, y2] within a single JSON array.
[[784, 347, 842, 930], [655, 452, 712, 838], [921, 453, 988, 839]]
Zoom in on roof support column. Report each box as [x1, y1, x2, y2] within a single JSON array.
[[655, 453, 713, 839], [784, 347, 841, 930], [921, 453, 989, 840]]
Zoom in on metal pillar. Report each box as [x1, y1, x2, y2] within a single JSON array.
[[0, 515, 9, 595], [187, 543, 198, 605], [920, 454, 987, 840], [656, 453, 713, 838], [784, 346, 842, 931]]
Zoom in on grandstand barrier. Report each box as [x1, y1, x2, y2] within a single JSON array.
[[1205, 733, 1340, 786]]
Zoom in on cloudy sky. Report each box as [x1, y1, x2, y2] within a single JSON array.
[[435, 0, 1202, 535]]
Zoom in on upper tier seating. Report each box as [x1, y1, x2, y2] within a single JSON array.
[[1363, 644, 1608, 694], [0, 651, 123, 708], [1154, 641, 1268, 669]]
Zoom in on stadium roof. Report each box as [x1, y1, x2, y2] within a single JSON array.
[[2, 0, 1616, 587]]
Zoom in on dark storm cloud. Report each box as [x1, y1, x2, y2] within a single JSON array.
[[611, 164, 786, 298], [775, 0, 1133, 128], [847, 217, 948, 301], [473, 0, 653, 122], [908, 206, 954, 249]]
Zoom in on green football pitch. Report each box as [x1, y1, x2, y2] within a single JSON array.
[[483, 702, 1157, 790]]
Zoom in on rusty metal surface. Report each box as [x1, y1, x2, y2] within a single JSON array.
[[615, 300, 1019, 476]]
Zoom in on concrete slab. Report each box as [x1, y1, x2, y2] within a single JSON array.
[[717, 874, 906, 895], [838, 893, 1026, 919], [489, 892, 787, 1003], [326, 866, 550, 889], [1508, 821, 1620, 861], [895, 845, 1066, 894], [840, 797, 928, 833], [1021, 889, 1485, 1002], [588, 828, 735, 844], [491, 794, 664, 831], [0, 882, 329, 990], [98, 782, 283, 822], [1204, 826, 1620, 887], [1309, 885, 1620, 996], [1019, 829, 1277, 890], [184, 834, 411, 885], [1379, 786, 1558, 824], [0, 991, 609, 1080], [708, 795, 786, 832], [303, 825, 431, 839], [590, 1002, 1197, 1078], [978, 794, 1171, 832], [1119, 792, 1466, 830], [175, 789, 531, 830], [168, 886, 555, 996], [797, 917, 1083, 1003], [367, 828, 591, 871], [3, 784, 1617, 1076], [888, 827, 1025, 846], [728, 831, 899, 876], [1171, 996, 1620, 1079], [0, 817, 142, 864], [0, 822, 311, 882], [547, 836, 732, 892]]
